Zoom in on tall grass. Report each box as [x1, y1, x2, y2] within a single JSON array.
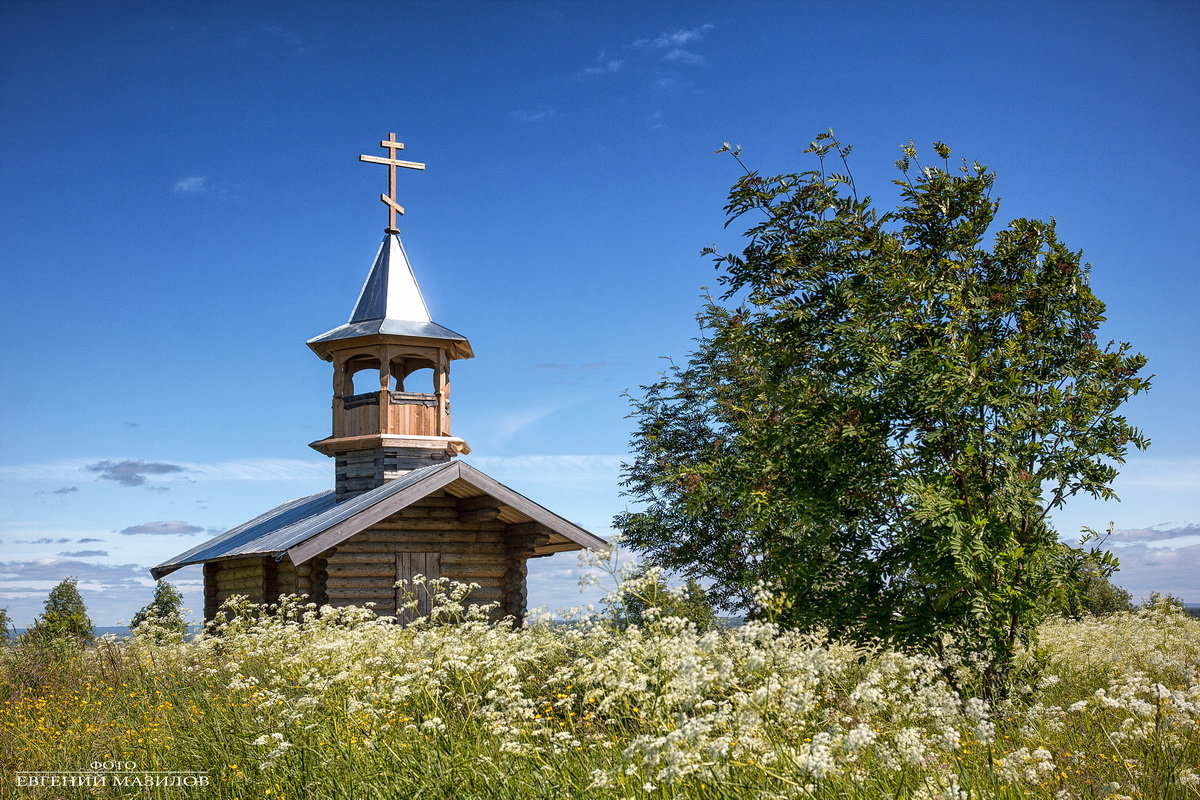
[[1, 584, 1197, 800]]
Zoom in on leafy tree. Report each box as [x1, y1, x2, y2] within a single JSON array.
[[604, 566, 718, 631], [131, 580, 187, 641], [24, 578, 94, 643], [0, 608, 10, 644], [1066, 563, 1132, 617], [617, 133, 1150, 695]]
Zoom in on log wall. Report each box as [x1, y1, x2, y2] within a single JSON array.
[[200, 491, 555, 625], [316, 492, 543, 622], [206, 556, 268, 617]]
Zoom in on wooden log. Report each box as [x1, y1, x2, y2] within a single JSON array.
[[407, 496, 456, 507], [338, 537, 502, 549], [203, 562, 218, 622], [327, 564, 395, 578], [217, 582, 265, 595], [505, 522, 553, 538], [325, 598, 395, 609], [445, 568, 508, 581], [383, 506, 459, 519], [454, 576, 503, 590], [350, 528, 504, 542], [327, 587, 396, 600], [440, 552, 508, 564], [216, 565, 265, 582], [459, 507, 501, 523], [264, 558, 278, 601], [328, 576, 402, 591], [368, 519, 508, 532], [355, 531, 505, 544], [216, 561, 265, 575], [217, 570, 266, 585], [457, 494, 501, 513]]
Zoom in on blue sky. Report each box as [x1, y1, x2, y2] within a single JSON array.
[[2, 0, 1197, 625]]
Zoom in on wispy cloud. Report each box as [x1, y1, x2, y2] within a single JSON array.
[[633, 24, 714, 65], [633, 24, 714, 51], [664, 48, 705, 66], [0, 457, 327, 484], [510, 107, 558, 123], [534, 361, 617, 372], [58, 550, 108, 558], [258, 24, 310, 54], [120, 521, 204, 536], [13, 537, 71, 545], [52, 486, 78, 495], [1117, 458, 1200, 491], [1109, 523, 1200, 544], [0, 558, 147, 585], [173, 176, 208, 194], [487, 403, 576, 445], [470, 454, 623, 485], [578, 51, 624, 77], [188, 458, 328, 481]]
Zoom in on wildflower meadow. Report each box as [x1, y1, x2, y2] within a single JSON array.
[[2, 571, 1197, 800]]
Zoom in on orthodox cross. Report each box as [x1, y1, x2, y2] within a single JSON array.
[[360, 133, 426, 234]]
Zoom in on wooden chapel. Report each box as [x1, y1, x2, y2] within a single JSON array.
[[151, 135, 608, 623]]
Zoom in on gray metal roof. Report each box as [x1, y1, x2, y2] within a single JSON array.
[[150, 459, 608, 579], [350, 234, 430, 323], [306, 233, 472, 353], [150, 461, 454, 579], [307, 318, 470, 345]]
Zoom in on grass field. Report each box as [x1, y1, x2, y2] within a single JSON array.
[[2, 587, 1197, 799]]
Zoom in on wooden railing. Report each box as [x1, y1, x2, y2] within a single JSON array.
[[333, 391, 444, 437]]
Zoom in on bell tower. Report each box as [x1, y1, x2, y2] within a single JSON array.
[[307, 135, 473, 500]]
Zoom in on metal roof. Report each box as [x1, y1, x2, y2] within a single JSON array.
[[352, 234, 430, 323], [150, 459, 609, 579], [150, 461, 454, 579], [306, 233, 472, 353]]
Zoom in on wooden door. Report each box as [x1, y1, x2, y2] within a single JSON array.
[[396, 552, 441, 623]]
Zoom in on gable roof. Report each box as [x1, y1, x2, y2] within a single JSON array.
[[150, 460, 608, 579]]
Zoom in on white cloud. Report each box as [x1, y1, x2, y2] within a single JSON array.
[[579, 56, 624, 77], [1117, 458, 1200, 491], [510, 107, 558, 123], [120, 521, 204, 536], [1109, 523, 1200, 543], [664, 48, 705, 66], [173, 176, 207, 194], [0, 457, 328, 484], [633, 24, 714, 50], [469, 454, 623, 483], [486, 403, 576, 445]]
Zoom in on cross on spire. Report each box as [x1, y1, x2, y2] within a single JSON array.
[[360, 133, 426, 234]]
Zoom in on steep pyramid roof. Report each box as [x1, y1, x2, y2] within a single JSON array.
[[307, 233, 472, 358], [351, 233, 431, 323]]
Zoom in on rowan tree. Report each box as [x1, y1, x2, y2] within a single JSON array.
[[616, 133, 1150, 694]]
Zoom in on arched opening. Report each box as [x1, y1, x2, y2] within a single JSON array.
[[390, 357, 437, 395], [346, 355, 382, 396]]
